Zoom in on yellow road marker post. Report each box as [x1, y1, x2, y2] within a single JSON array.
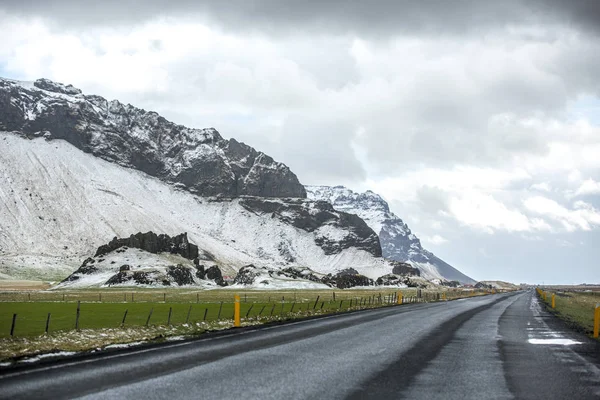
[[397, 293, 403, 305], [234, 295, 241, 327], [594, 304, 600, 339], [551, 293, 556, 309]]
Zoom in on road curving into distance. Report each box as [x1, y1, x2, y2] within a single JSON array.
[[1, 290, 599, 399]]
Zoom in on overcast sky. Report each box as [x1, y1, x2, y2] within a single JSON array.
[[2, 1, 599, 284]]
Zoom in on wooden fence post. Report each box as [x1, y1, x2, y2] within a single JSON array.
[[246, 304, 254, 318], [121, 309, 128, 327], [313, 296, 320, 310], [217, 301, 223, 320], [45, 313, 51, 334], [146, 308, 154, 326], [75, 301, 81, 330], [186, 305, 192, 324], [10, 314, 17, 337], [258, 305, 266, 316], [203, 308, 208, 321], [167, 307, 173, 325]]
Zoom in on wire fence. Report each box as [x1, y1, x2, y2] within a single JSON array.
[[0, 288, 498, 338]]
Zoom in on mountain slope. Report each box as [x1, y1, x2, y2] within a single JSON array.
[[305, 186, 475, 284], [0, 78, 305, 198], [0, 133, 391, 281]]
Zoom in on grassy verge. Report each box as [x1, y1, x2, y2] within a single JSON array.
[[539, 290, 600, 340]]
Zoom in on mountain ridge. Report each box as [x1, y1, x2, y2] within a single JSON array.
[[305, 185, 475, 284], [0, 78, 306, 198]]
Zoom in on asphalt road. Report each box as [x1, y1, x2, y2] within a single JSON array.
[[1, 290, 599, 399]]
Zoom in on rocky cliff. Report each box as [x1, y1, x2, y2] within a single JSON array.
[[0, 78, 306, 198]]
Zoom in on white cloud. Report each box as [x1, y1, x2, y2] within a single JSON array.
[[524, 196, 600, 231], [422, 234, 448, 245], [530, 182, 551, 192], [367, 166, 531, 204], [448, 191, 550, 233], [574, 178, 600, 197]]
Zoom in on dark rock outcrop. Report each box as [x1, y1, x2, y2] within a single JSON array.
[[326, 272, 373, 289], [390, 261, 420, 276], [239, 198, 381, 257], [440, 280, 461, 288], [233, 265, 261, 285], [94, 232, 198, 259], [105, 270, 158, 286], [376, 274, 402, 286], [233, 264, 328, 286], [375, 273, 426, 287], [279, 267, 324, 284], [167, 264, 195, 285], [205, 265, 226, 286], [0, 78, 306, 198], [61, 258, 97, 282]]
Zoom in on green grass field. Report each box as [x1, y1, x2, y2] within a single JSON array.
[[0, 287, 488, 338], [0, 299, 385, 338], [541, 290, 600, 338]]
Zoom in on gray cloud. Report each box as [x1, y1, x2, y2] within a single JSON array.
[[278, 116, 367, 185], [2, 1, 600, 37], [416, 186, 450, 214]]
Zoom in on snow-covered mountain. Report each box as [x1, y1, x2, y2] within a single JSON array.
[[0, 78, 305, 198], [0, 78, 399, 285], [305, 186, 475, 284], [0, 132, 392, 282]]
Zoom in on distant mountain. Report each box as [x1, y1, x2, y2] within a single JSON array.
[[0, 78, 393, 285], [305, 186, 476, 284]]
